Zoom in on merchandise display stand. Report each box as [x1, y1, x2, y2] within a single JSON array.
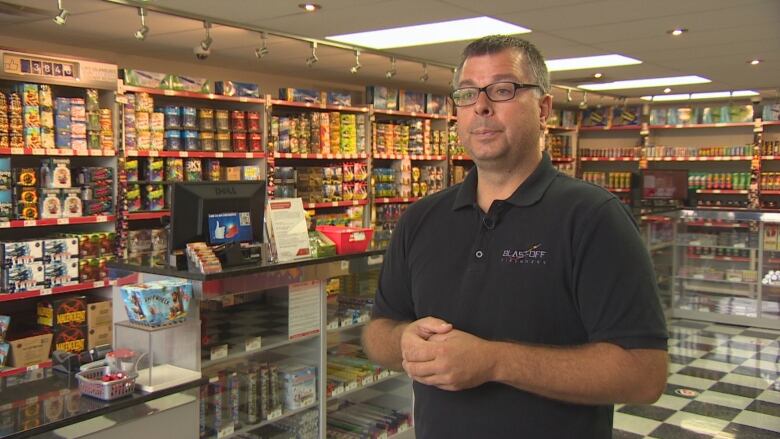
[[105, 250, 413, 439]]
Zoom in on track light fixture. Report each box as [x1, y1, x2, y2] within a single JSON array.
[[306, 42, 319, 67], [134, 7, 149, 40], [194, 21, 212, 61], [579, 91, 588, 110], [566, 88, 573, 102], [419, 63, 429, 82], [350, 50, 361, 74], [53, 0, 69, 25], [385, 57, 396, 79], [254, 32, 269, 59]]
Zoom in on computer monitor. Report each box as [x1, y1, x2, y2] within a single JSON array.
[[170, 181, 266, 252], [641, 170, 688, 201]]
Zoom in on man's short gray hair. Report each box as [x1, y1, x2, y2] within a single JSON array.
[[453, 35, 550, 96]]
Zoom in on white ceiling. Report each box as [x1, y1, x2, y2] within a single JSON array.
[[0, 0, 777, 102]]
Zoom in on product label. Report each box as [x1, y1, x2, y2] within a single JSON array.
[[210, 344, 228, 361]]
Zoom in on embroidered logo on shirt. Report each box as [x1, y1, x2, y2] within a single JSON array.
[[501, 243, 548, 264]]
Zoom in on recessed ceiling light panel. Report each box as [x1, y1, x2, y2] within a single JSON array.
[[327, 17, 530, 49], [640, 90, 759, 101], [579, 75, 710, 91], [299, 3, 321, 12], [545, 54, 641, 72], [668, 28, 687, 36]]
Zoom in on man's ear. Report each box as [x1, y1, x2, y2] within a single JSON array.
[[539, 93, 553, 128]]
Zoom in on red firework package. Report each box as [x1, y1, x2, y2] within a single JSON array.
[[37, 295, 87, 328]]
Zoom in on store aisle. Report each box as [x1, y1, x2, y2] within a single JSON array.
[[612, 319, 780, 438]]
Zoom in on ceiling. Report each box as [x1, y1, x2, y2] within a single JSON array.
[[0, 0, 778, 104]]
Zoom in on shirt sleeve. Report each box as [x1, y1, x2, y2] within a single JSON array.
[[572, 198, 668, 350], [371, 215, 417, 322]]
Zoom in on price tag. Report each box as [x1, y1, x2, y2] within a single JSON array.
[[26, 396, 38, 405], [331, 386, 344, 397], [96, 215, 108, 222], [398, 423, 409, 433], [367, 255, 383, 266], [0, 222, 9, 228], [410, 112, 417, 117], [149, 151, 159, 157], [31, 148, 44, 155], [240, 97, 248, 103], [40, 288, 52, 296], [209, 376, 219, 383], [341, 260, 349, 271], [164, 90, 175, 96], [23, 220, 36, 227], [93, 281, 106, 288], [116, 95, 128, 104], [210, 344, 228, 361], [327, 321, 339, 331], [734, 243, 746, 248], [364, 375, 375, 384], [222, 295, 235, 307], [57, 218, 69, 225], [245, 336, 262, 352], [27, 364, 39, 372], [331, 202, 339, 207], [10, 147, 24, 154], [358, 314, 370, 324], [180, 151, 189, 157], [215, 152, 224, 158], [693, 274, 705, 280], [268, 409, 282, 420], [346, 381, 358, 391], [378, 370, 389, 380]]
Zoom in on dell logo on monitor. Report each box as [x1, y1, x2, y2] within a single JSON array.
[[215, 187, 237, 196]]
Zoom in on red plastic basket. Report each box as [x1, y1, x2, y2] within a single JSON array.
[[316, 226, 373, 255]]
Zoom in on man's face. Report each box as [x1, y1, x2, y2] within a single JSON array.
[[455, 49, 550, 165]]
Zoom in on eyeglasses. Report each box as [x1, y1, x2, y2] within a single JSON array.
[[451, 82, 541, 107]]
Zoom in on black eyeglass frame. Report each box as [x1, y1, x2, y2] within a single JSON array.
[[450, 82, 541, 107]]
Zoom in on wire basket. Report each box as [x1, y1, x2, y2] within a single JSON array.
[[76, 366, 137, 401]]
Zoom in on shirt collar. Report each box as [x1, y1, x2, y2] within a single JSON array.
[[452, 153, 558, 210]]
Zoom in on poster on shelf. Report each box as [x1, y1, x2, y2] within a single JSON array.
[[266, 198, 311, 262], [288, 280, 321, 339]]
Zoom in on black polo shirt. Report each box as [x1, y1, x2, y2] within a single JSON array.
[[372, 153, 668, 439]]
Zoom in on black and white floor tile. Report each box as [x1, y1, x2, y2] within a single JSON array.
[[613, 319, 780, 439]]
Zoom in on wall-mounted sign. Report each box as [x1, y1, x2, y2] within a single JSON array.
[[1, 49, 117, 89]]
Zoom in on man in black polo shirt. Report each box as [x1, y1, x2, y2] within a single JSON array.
[[362, 35, 668, 438]]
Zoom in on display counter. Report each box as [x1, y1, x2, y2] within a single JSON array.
[[106, 250, 413, 439], [0, 369, 204, 439], [670, 208, 780, 329]]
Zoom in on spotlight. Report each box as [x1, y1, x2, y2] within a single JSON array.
[[194, 21, 212, 61], [298, 3, 321, 12], [53, 0, 68, 25], [385, 57, 396, 79], [419, 63, 429, 82], [593, 72, 603, 79], [566, 89, 573, 102], [254, 32, 269, 59], [578, 92, 588, 110], [306, 42, 318, 67], [134, 7, 148, 41], [749, 59, 762, 65], [667, 28, 687, 36], [663, 88, 672, 94], [350, 50, 361, 74]]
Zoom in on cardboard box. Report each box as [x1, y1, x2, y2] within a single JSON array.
[[87, 301, 112, 327], [37, 295, 87, 328], [43, 237, 79, 262], [3, 261, 45, 293], [1, 240, 44, 266], [9, 333, 53, 367], [399, 90, 425, 113], [215, 81, 260, 98], [764, 224, 778, 251], [88, 324, 112, 350], [44, 258, 79, 288], [51, 325, 87, 354]]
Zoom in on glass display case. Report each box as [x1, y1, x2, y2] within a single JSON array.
[[108, 250, 413, 439], [672, 209, 780, 329]]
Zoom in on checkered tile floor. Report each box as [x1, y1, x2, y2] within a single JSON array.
[[613, 319, 780, 439]]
